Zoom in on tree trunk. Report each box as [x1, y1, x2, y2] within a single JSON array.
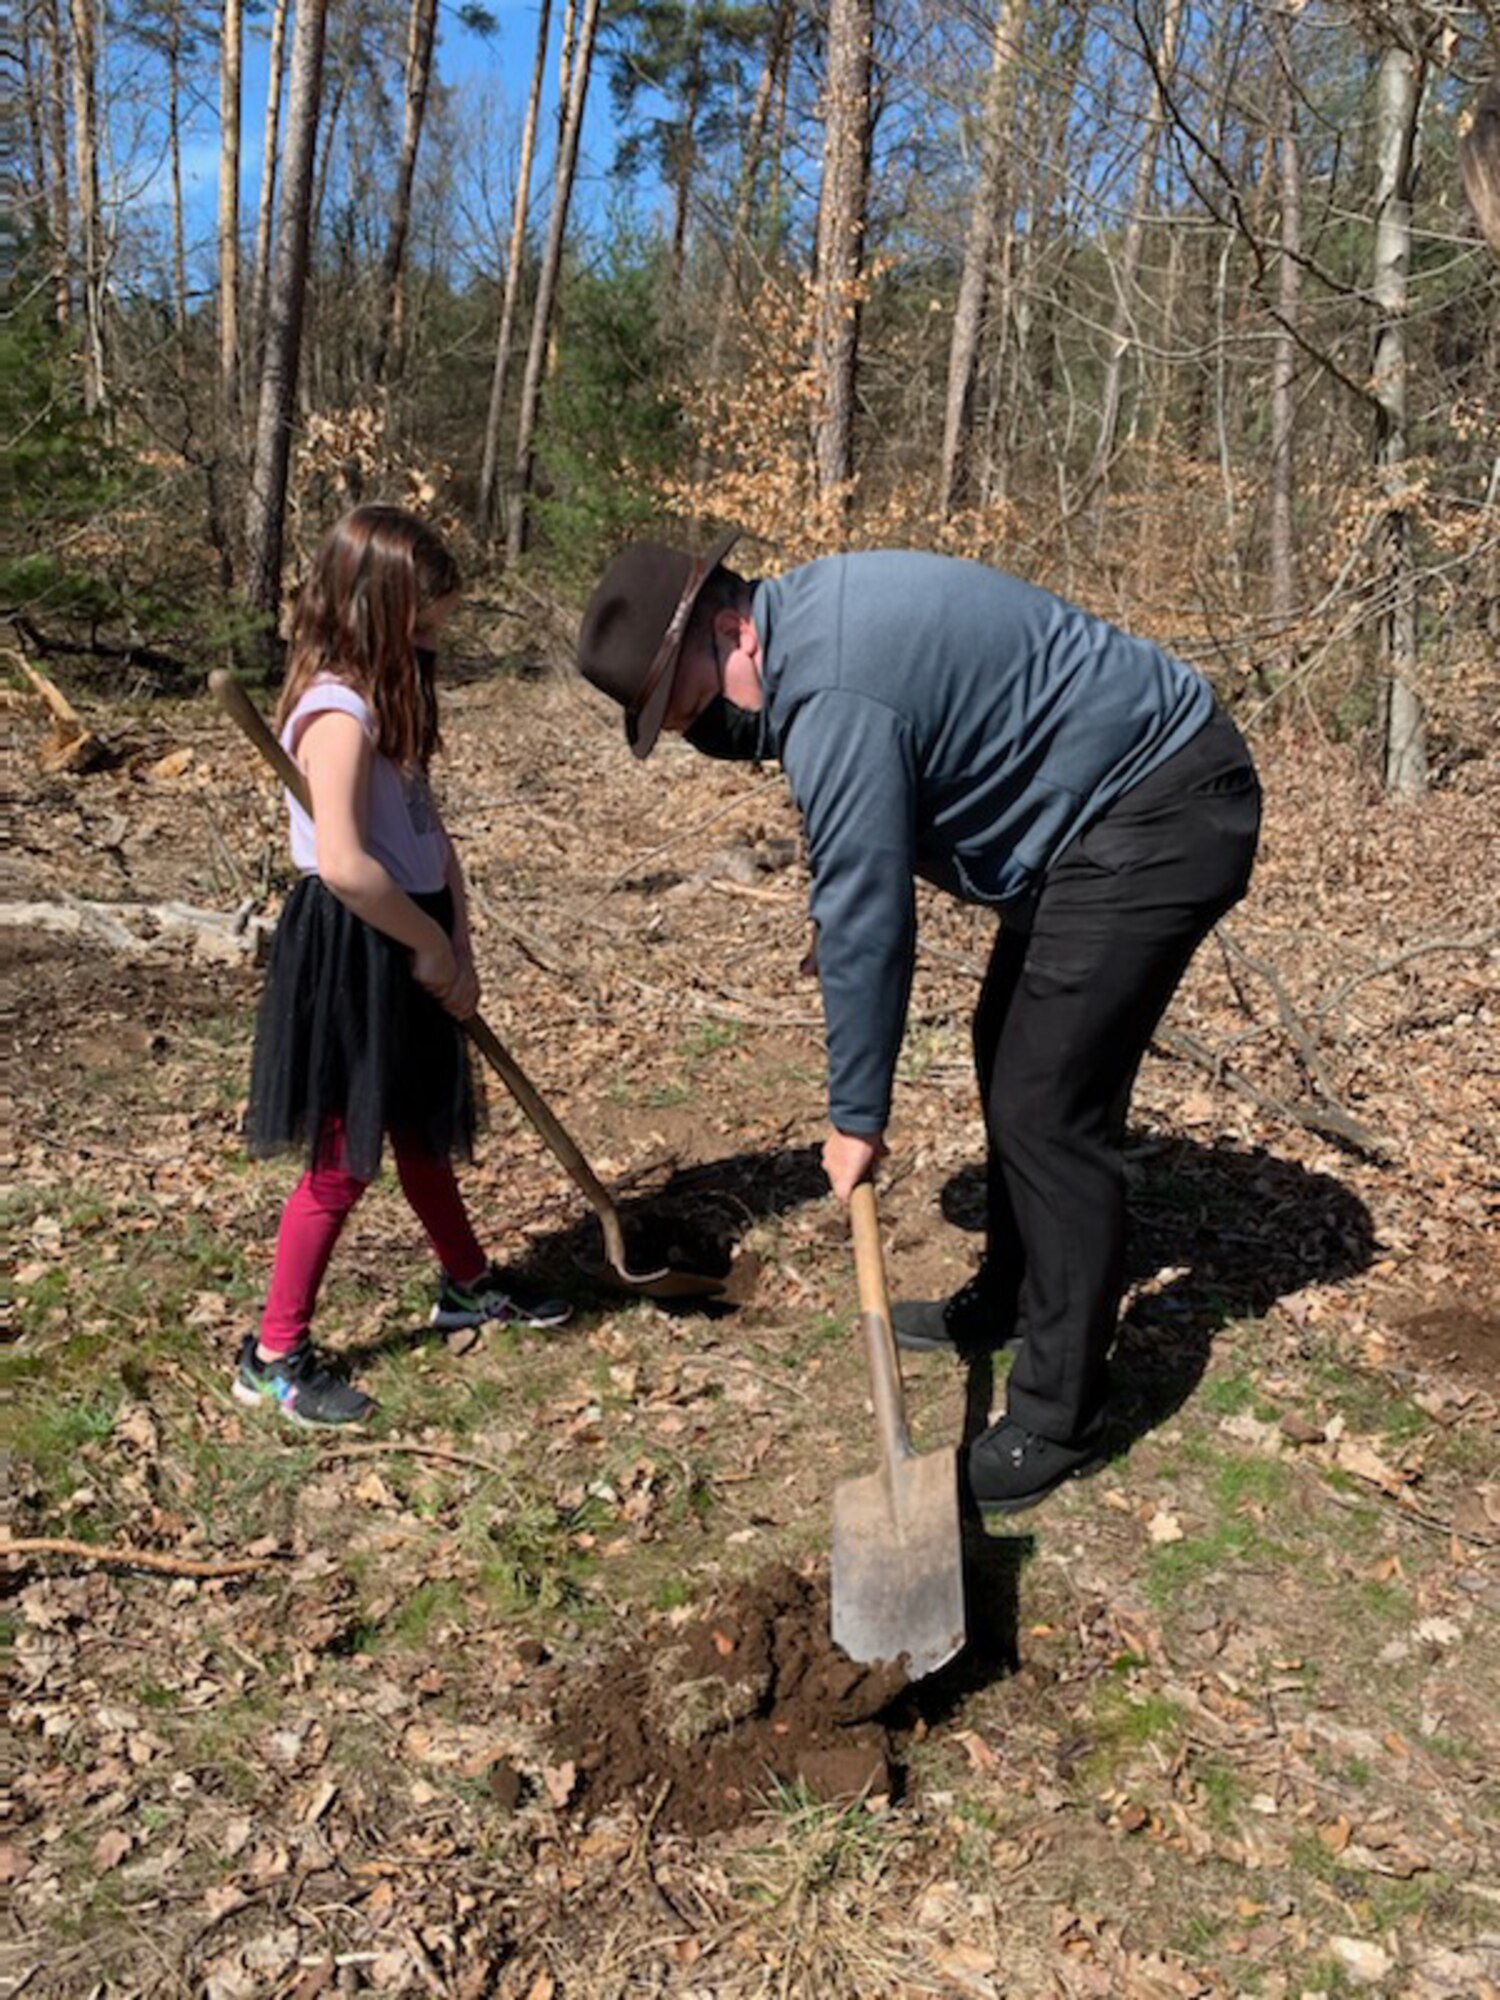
[[1084, 0, 1183, 498], [1372, 37, 1426, 799], [372, 0, 439, 387], [813, 0, 874, 510], [1267, 3, 1302, 677], [21, 5, 50, 235], [244, 0, 330, 658], [1460, 66, 1500, 257], [476, 0, 552, 535], [218, 0, 243, 418], [708, 0, 794, 376], [42, 0, 71, 326], [506, 0, 600, 567], [167, 0, 187, 342], [68, 0, 104, 410], [938, 0, 1023, 520], [248, 0, 290, 396]]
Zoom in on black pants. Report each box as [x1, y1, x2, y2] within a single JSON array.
[[974, 708, 1261, 1442]]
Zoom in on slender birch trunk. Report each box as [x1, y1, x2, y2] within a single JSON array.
[[69, 0, 104, 409], [1372, 37, 1426, 798], [1268, 3, 1302, 676], [476, 0, 552, 535], [218, 0, 243, 419], [506, 0, 600, 566], [244, 0, 329, 655], [42, 0, 71, 325], [372, 0, 439, 386], [938, 0, 1023, 520], [1085, 0, 1183, 497], [167, 0, 187, 342], [248, 0, 290, 397]]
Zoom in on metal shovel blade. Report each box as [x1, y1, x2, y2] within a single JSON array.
[[832, 1188, 966, 1681], [832, 1428, 966, 1682]]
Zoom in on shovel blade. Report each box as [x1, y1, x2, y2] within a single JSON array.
[[831, 1446, 966, 1682]]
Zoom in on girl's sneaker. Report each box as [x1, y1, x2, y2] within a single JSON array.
[[431, 1264, 572, 1332], [233, 1335, 374, 1426]]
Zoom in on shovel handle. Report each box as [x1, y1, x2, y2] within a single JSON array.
[[207, 671, 628, 1242], [849, 1181, 913, 1466], [210, 669, 306, 805]]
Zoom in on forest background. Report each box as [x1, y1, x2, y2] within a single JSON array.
[[7, 0, 1498, 780], [7, 5, 1500, 1996]]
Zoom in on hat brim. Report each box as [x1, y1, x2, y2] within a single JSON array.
[[627, 526, 743, 760]]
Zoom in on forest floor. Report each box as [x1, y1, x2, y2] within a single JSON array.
[[5, 640, 1499, 1999]]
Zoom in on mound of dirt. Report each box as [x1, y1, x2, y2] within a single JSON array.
[[551, 1566, 911, 1833]]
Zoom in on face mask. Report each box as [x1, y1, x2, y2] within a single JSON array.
[[684, 693, 765, 762]]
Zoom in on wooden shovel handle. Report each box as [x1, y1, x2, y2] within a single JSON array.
[[209, 670, 307, 805], [849, 1181, 912, 1466]]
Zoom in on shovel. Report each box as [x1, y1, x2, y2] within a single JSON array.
[[209, 670, 725, 1303], [831, 1182, 966, 1680]]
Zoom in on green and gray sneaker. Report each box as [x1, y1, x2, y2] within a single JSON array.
[[431, 1263, 572, 1332], [233, 1335, 374, 1427]]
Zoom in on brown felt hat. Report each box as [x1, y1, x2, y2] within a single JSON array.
[[577, 527, 741, 759]]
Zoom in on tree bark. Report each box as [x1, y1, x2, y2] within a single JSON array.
[[244, 0, 330, 658], [248, 0, 290, 396], [218, 0, 243, 417], [477, 0, 552, 535], [938, 0, 1023, 520], [813, 0, 874, 511], [42, 0, 71, 326], [1460, 66, 1500, 257], [68, 0, 104, 409], [506, 0, 600, 566], [167, 0, 187, 342], [1267, 3, 1302, 676], [708, 0, 794, 377], [1372, 36, 1426, 799], [1085, 0, 1182, 499], [372, 0, 440, 387]]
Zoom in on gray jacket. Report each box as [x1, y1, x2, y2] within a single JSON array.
[[751, 551, 1215, 1132]]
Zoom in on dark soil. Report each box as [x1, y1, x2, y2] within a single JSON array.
[[549, 1565, 911, 1833]]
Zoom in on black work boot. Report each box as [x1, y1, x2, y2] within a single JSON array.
[[891, 1270, 1018, 1357], [965, 1415, 1108, 1515]]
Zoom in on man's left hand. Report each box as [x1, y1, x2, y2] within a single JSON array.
[[823, 1128, 887, 1202]]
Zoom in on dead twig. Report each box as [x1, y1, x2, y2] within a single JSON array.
[[306, 1438, 514, 1480], [1311, 929, 1499, 1028], [2, 1536, 283, 1578]]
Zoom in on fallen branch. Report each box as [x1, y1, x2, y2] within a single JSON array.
[[2, 1536, 282, 1578], [12, 614, 191, 679], [2, 895, 267, 962], [1312, 929, 1499, 1027], [1152, 1024, 1393, 1160]]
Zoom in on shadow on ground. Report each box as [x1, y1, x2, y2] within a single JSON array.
[[936, 1132, 1378, 1455]]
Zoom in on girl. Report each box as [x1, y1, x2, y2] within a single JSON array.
[[238, 505, 569, 1426]]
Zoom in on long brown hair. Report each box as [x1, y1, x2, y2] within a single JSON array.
[[275, 506, 461, 768]]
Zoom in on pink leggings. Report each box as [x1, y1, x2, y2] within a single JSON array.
[[259, 1121, 486, 1354]]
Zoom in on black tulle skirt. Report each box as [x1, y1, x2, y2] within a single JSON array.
[[245, 877, 480, 1181]]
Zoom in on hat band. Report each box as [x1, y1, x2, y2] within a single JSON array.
[[626, 556, 709, 726]]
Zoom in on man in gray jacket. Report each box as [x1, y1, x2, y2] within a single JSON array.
[[577, 532, 1260, 1513]]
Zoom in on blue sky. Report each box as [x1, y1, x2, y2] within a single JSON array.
[[131, 0, 640, 284]]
